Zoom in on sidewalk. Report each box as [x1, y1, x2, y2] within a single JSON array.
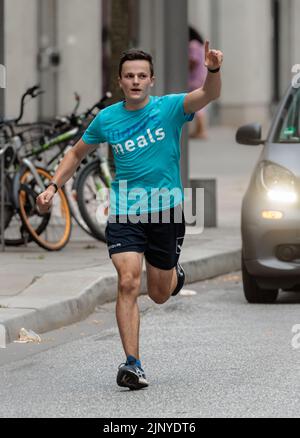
[[0, 127, 262, 344], [0, 226, 241, 343]]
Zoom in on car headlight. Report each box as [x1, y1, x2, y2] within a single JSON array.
[[260, 162, 298, 203]]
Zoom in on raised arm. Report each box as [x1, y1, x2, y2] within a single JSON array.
[[184, 40, 223, 114]]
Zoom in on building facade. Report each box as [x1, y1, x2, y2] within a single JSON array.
[[1, 0, 300, 127], [189, 0, 300, 127], [3, 0, 102, 122]]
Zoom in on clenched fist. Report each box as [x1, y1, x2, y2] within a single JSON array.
[[36, 185, 56, 214], [204, 40, 223, 71]]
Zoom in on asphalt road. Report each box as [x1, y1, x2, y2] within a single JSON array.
[[1, 272, 300, 418]]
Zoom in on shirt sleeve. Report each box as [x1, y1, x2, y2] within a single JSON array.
[[164, 93, 195, 126], [82, 112, 106, 145]]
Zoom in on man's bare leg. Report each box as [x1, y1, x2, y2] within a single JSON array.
[[112, 252, 149, 390], [112, 252, 144, 359], [146, 261, 179, 304]]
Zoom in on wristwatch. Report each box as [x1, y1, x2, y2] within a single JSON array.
[[207, 66, 221, 73], [47, 182, 59, 193]]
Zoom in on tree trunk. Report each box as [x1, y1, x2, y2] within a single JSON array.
[[108, 0, 130, 104]]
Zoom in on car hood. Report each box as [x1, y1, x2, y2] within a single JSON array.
[[262, 142, 300, 176]]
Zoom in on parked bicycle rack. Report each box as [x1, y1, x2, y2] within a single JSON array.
[[0, 132, 6, 251]]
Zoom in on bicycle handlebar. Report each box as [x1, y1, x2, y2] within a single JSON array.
[[84, 91, 112, 118], [61, 91, 112, 129], [26, 85, 40, 97], [72, 92, 81, 116], [15, 85, 44, 123]]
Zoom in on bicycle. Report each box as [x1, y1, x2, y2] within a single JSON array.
[[24, 91, 113, 241], [76, 148, 114, 242], [1, 86, 114, 248], [0, 86, 72, 250]]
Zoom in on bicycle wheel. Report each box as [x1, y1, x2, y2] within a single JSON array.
[[64, 177, 94, 237], [18, 167, 72, 251], [76, 160, 109, 242]]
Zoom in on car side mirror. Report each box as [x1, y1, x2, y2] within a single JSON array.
[[236, 123, 264, 146]]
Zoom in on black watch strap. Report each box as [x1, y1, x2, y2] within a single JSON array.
[[207, 66, 221, 73], [47, 182, 59, 193]]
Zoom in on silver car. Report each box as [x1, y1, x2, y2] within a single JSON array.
[[236, 85, 300, 303]]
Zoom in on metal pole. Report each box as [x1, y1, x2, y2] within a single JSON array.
[[0, 0, 4, 118], [163, 0, 189, 190], [0, 138, 5, 251], [272, 0, 281, 104], [279, 0, 292, 99], [37, 0, 58, 120], [0, 0, 5, 251]]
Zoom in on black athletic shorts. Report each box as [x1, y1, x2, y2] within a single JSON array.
[[105, 205, 185, 270]]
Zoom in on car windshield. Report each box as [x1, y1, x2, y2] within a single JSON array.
[[274, 87, 300, 143]]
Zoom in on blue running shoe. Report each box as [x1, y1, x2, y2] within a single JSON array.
[[171, 262, 185, 296], [117, 359, 149, 390]]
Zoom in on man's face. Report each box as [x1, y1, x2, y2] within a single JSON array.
[[119, 60, 154, 104]]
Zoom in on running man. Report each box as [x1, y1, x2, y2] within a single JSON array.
[[36, 42, 223, 390]]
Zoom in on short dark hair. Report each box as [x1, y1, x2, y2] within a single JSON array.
[[119, 49, 154, 78], [189, 26, 204, 44]]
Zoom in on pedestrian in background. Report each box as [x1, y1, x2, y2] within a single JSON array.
[[189, 26, 208, 139]]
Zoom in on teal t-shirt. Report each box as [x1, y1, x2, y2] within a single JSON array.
[[82, 94, 194, 215]]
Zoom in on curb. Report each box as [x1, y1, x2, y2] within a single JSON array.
[[0, 249, 241, 344]]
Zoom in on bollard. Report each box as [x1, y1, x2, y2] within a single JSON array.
[[0, 324, 6, 348], [190, 178, 217, 228]]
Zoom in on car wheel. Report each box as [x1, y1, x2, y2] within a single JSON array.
[[242, 255, 278, 303]]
